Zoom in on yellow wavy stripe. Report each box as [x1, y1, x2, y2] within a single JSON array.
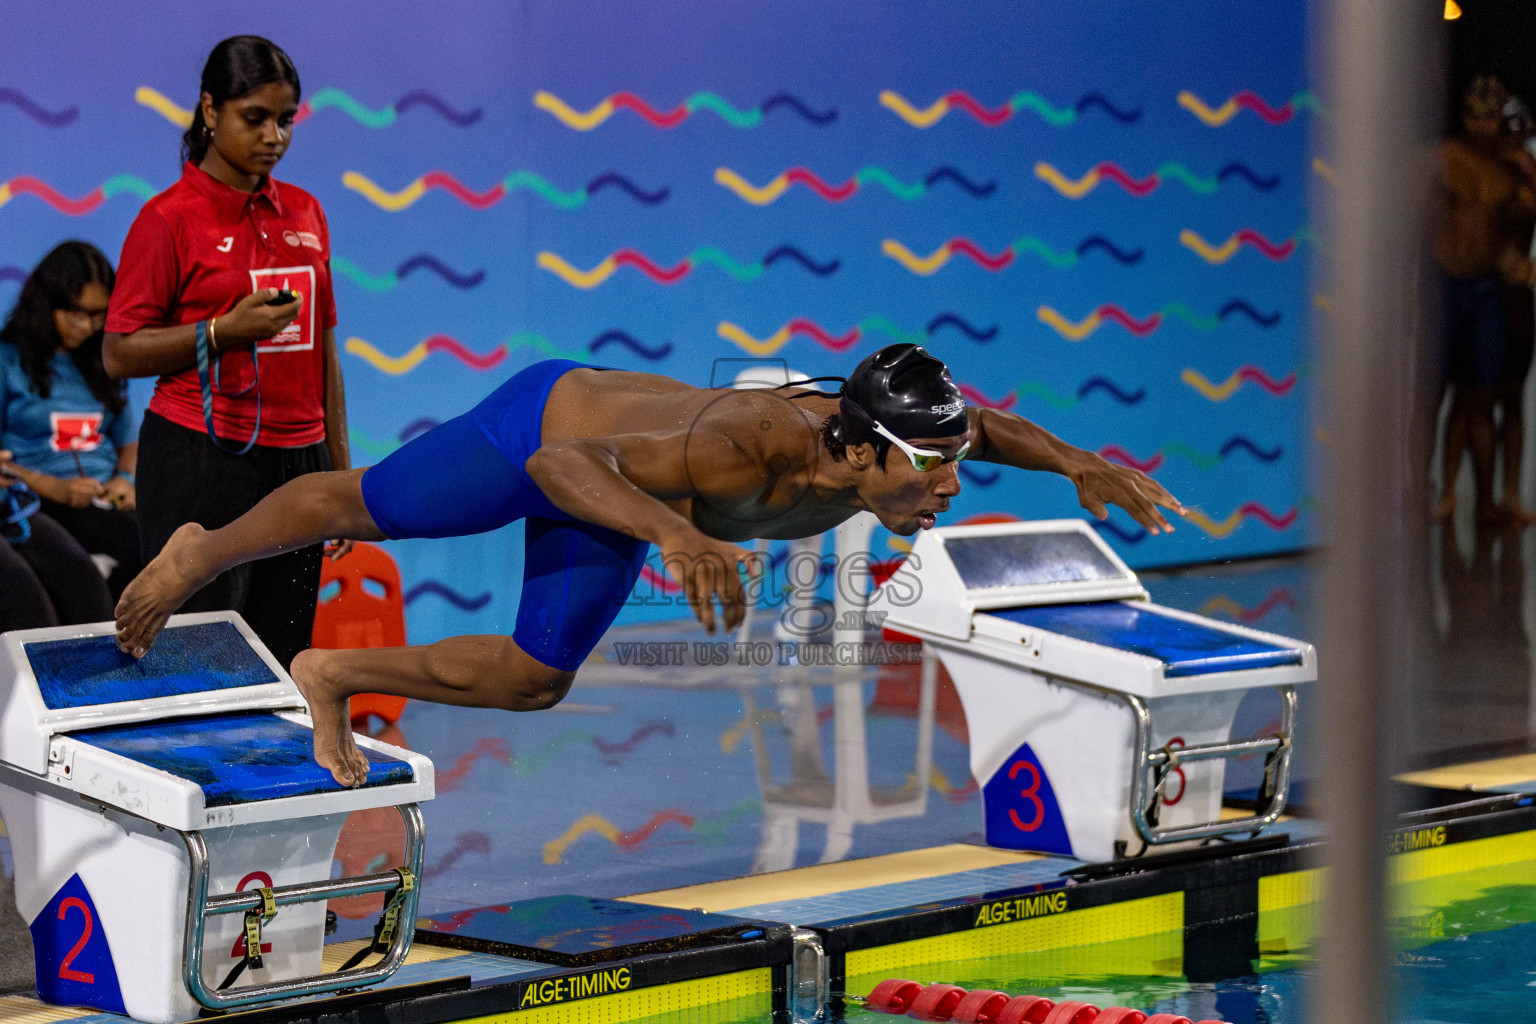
[[341, 171, 426, 212], [1036, 305, 1102, 341], [1198, 596, 1246, 618], [1183, 507, 1245, 538], [542, 813, 621, 865], [1034, 161, 1101, 199], [1179, 228, 1241, 264], [0, 183, 11, 210], [1177, 90, 1240, 127], [1181, 367, 1243, 402], [1312, 157, 1337, 185], [344, 337, 428, 376], [1313, 294, 1334, 314], [532, 90, 615, 130], [714, 167, 790, 205], [536, 251, 617, 289], [135, 86, 194, 128], [878, 89, 950, 128], [881, 239, 951, 275], [717, 320, 791, 356]]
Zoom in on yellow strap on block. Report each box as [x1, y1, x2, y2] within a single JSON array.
[[257, 886, 277, 923], [375, 868, 416, 947], [243, 912, 265, 967]]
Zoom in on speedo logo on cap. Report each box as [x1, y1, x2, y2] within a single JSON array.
[[931, 400, 966, 422]]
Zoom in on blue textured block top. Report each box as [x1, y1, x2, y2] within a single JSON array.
[[73, 711, 414, 806], [990, 601, 1303, 677]]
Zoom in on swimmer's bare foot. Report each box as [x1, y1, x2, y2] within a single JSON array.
[[1500, 499, 1536, 525], [114, 522, 216, 657], [1434, 492, 1457, 520], [291, 649, 370, 788]]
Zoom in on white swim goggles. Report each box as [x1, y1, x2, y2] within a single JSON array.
[[871, 420, 970, 472]]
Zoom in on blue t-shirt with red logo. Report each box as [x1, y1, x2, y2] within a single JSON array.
[[0, 343, 137, 483]]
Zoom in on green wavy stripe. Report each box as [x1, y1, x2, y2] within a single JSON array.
[[1012, 237, 1078, 268], [694, 799, 763, 844], [502, 170, 587, 210], [348, 429, 400, 460], [689, 247, 765, 281], [1008, 91, 1077, 127], [1160, 303, 1220, 330], [686, 91, 763, 128], [505, 333, 586, 361], [1160, 442, 1221, 469], [307, 87, 396, 128], [854, 167, 926, 201], [1015, 381, 1079, 410], [331, 257, 397, 293], [1155, 164, 1220, 195], [859, 316, 927, 345], [101, 174, 157, 201], [515, 730, 591, 777], [1291, 91, 1331, 119]]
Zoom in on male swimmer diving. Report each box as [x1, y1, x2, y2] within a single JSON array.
[[115, 345, 1185, 786]]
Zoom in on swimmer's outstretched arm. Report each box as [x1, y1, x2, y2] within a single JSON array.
[[966, 407, 1187, 535]]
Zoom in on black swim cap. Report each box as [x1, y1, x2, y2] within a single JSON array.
[[840, 344, 968, 441]]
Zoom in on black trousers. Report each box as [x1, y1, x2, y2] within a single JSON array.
[[39, 499, 142, 599], [137, 410, 331, 669], [0, 511, 114, 630]]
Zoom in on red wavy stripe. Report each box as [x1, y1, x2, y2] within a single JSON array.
[[784, 167, 859, 201], [958, 383, 1017, 410], [1097, 305, 1163, 336], [1235, 229, 1297, 260], [1234, 90, 1295, 125], [640, 564, 682, 594], [1094, 163, 1160, 196], [614, 249, 691, 283], [1237, 502, 1298, 529], [423, 335, 509, 371], [1237, 366, 1298, 394], [611, 92, 689, 128], [1099, 445, 1164, 474], [1239, 587, 1296, 622], [948, 238, 1015, 270], [428, 905, 511, 933], [617, 809, 694, 847], [421, 171, 506, 209], [945, 90, 1012, 126], [437, 737, 512, 792], [7, 176, 105, 215], [293, 100, 315, 125], [944, 778, 980, 804], [787, 318, 861, 350]]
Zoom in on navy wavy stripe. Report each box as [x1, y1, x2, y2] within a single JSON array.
[[592, 720, 676, 757], [0, 88, 78, 126], [959, 464, 1002, 486], [1217, 163, 1281, 191], [0, 266, 26, 285], [1075, 93, 1142, 124], [761, 245, 840, 275], [926, 313, 997, 341], [1218, 300, 1282, 327], [1091, 519, 1148, 544], [1077, 377, 1147, 405], [924, 167, 997, 197], [1076, 236, 1144, 265], [397, 255, 486, 289], [405, 580, 493, 610], [394, 90, 484, 126], [398, 418, 441, 444], [587, 330, 673, 360], [760, 93, 838, 125], [586, 172, 670, 205], [1220, 437, 1284, 462]]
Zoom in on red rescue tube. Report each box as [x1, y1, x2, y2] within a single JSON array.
[[867, 979, 925, 1014], [1041, 1000, 1101, 1024], [951, 989, 1011, 1024], [996, 995, 1056, 1024], [908, 983, 969, 1022], [1143, 1015, 1195, 1024], [1095, 1009, 1149, 1024]]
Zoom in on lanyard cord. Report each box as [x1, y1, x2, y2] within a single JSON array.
[[195, 319, 262, 455]]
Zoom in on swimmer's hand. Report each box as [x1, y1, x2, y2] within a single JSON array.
[[1067, 450, 1186, 536], [659, 527, 764, 636], [324, 538, 355, 562], [215, 289, 305, 349]]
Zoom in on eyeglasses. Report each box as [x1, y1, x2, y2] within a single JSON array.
[[63, 307, 109, 328], [871, 420, 969, 472]]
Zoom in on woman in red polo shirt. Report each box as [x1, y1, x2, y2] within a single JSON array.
[[105, 36, 351, 668]]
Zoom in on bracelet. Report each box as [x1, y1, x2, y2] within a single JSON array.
[[207, 316, 220, 354]]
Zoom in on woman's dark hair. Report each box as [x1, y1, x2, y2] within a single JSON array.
[[182, 36, 301, 165], [0, 241, 124, 413]]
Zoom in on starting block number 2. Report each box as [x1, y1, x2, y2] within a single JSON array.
[[56, 898, 95, 983], [230, 872, 275, 959]]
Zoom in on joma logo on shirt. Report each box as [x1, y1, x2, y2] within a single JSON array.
[[50, 412, 104, 453], [283, 230, 322, 251]]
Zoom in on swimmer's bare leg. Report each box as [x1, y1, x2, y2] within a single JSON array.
[[1499, 398, 1536, 523], [1437, 396, 1469, 519], [115, 468, 385, 657], [291, 635, 574, 786]]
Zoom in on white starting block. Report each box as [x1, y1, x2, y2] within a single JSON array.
[[0, 612, 434, 1023], [868, 520, 1314, 863]]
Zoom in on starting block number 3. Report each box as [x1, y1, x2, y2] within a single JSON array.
[[230, 872, 275, 959], [1007, 760, 1046, 832]]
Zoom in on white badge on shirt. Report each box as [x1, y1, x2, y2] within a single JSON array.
[[49, 412, 104, 453], [249, 265, 317, 353]]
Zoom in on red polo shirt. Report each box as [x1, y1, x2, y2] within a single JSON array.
[[106, 162, 338, 448]]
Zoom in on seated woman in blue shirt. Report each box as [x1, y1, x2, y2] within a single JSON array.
[[0, 241, 141, 598]]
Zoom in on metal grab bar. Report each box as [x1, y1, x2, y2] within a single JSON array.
[[180, 802, 426, 1010]]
